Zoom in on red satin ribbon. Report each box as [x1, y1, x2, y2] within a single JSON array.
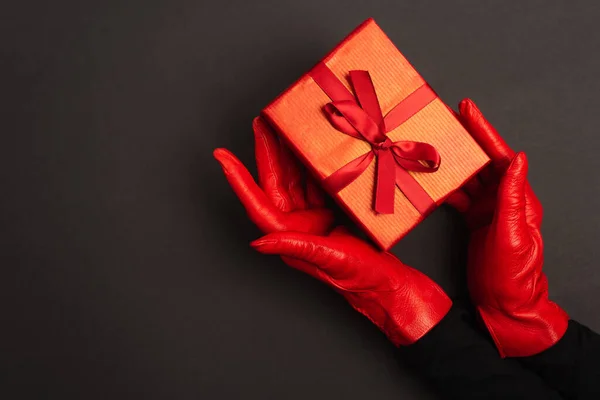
[[310, 63, 440, 215]]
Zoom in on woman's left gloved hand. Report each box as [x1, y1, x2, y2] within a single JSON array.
[[214, 118, 451, 346], [446, 99, 568, 358]]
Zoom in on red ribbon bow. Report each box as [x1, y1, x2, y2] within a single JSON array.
[[310, 63, 441, 215]]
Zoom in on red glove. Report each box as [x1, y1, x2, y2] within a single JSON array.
[[213, 117, 334, 236], [215, 117, 451, 346], [252, 228, 452, 346], [447, 99, 569, 357]]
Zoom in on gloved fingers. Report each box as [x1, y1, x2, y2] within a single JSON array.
[[253, 117, 296, 212], [478, 163, 501, 185], [329, 226, 351, 237], [281, 256, 349, 291], [251, 232, 345, 272], [305, 175, 327, 208], [277, 141, 307, 210], [525, 183, 544, 229], [284, 208, 335, 235], [494, 152, 532, 240], [458, 99, 516, 171], [214, 148, 282, 231], [445, 189, 471, 213], [281, 256, 322, 280], [465, 193, 497, 230], [457, 101, 542, 229], [462, 175, 486, 198]]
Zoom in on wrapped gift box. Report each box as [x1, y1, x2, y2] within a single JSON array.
[[260, 18, 490, 250]]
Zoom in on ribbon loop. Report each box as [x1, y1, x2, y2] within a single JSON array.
[[390, 141, 441, 172], [325, 100, 386, 144]]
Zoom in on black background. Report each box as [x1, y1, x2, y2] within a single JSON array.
[[2, 1, 600, 399]]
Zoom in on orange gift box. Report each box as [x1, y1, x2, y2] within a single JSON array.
[[261, 18, 490, 250]]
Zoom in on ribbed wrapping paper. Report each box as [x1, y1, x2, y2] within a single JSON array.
[[262, 18, 490, 250]]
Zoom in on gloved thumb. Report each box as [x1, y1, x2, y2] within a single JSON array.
[[495, 152, 530, 235], [251, 232, 339, 270]]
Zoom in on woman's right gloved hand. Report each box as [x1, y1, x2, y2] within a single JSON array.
[[251, 228, 452, 347], [447, 99, 569, 358]]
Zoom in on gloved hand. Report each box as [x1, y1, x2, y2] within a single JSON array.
[[214, 116, 336, 275], [252, 228, 452, 346], [215, 117, 451, 346], [213, 117, 334, 236], [447, 99, 569, 357]]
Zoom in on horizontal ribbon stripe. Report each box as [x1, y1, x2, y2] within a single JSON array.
[[310, 62, 440, 215], [384, 85, 438, 132]]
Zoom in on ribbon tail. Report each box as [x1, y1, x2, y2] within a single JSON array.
[[322, 152, 375, 195], [394, 166, 436, 216], [374, 150, 397, 214]]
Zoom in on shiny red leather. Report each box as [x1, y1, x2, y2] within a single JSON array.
[[252, 228, 452, 346], [215, 117, 451, 346], [214, 117, 334, 236], [447, 99, 569, 357]]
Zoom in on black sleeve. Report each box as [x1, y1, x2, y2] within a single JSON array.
[[519, 320, 600, 400], [397, 305, 562, 400]]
